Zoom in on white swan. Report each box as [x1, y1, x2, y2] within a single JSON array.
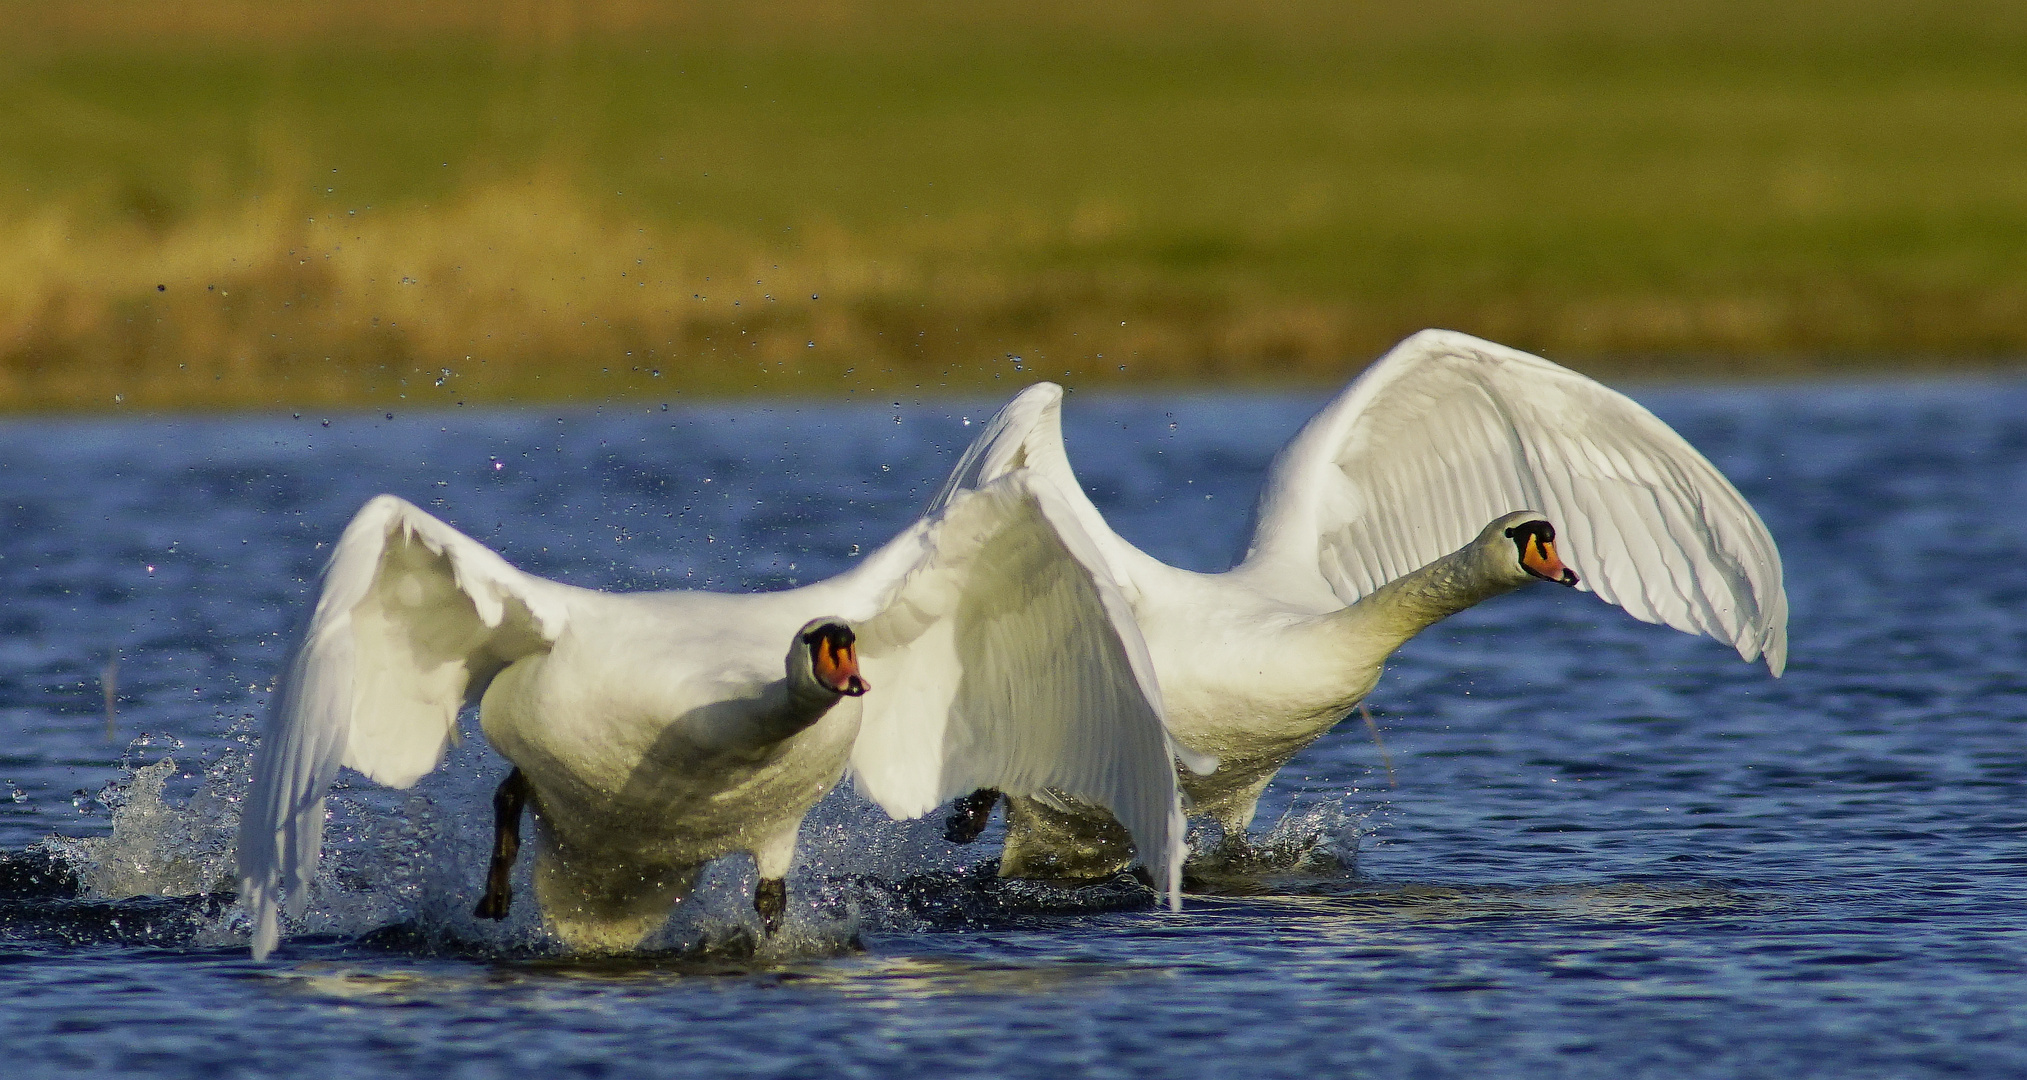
[[933, 329, 1787, 878], [236, 469, 1193, 959]]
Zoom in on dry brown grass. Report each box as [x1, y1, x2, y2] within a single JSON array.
[[6, 167, 2026, 412], [12, 168, 2013, 412]]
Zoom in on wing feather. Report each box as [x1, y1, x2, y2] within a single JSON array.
[[928, 384, 1146, 596], [236, 495, 566, 958], [850, 471, 1195, 907], [1245, 329, 1787, 673]]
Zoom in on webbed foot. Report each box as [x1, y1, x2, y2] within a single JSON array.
[[943, 788, 1003, 844], [474, 768, 531, 920], [754, 876, 787, 935]]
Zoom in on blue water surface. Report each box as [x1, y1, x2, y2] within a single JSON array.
[[2, 378, 2025, 1078]]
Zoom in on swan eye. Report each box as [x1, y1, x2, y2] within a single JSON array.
[[800, 623, 856, 649]]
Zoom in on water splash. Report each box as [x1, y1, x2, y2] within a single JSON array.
[[1182, 796, 1375, 894], [16, 733, 1372, 958], [48, 756, 238, 901]]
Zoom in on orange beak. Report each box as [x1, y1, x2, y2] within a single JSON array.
[[1521, 534, 1579, 587], [814, 637, 869, 697]]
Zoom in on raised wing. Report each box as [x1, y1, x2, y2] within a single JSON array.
[[1244, 329, 1787, 673], [236, 495, 568, 959], [928, 383, 1143, 592], [847, 470, 1203, 908]]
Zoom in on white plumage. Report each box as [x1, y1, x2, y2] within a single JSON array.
[[236, 469, 1190, 959], [934, 329, 1787, 876]]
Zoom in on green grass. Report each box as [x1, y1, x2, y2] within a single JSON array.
[[4, 1, 2026, 410]]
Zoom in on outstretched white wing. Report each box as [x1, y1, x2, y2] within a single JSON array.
[[928, 383, 1144, 592], [236, 495, 569, 959], [845, 470, 1200, 907], [1244, 329, 1788, 673]]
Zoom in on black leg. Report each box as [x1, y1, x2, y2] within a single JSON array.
[[473, 768, 531, 920], [754, 876, 787, 935], [943, 788, 1003, 844]]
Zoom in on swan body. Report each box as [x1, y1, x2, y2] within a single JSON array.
[[468, 595, 866, 949], [238, 469, 1191, 959], [936, 329, 1788, 877]]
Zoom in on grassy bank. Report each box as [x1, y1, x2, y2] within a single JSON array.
[[4, 1, 2026, 411]]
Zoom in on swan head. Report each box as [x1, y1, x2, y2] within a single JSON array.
[[1491, 512, 1579, 587], [791, 617, 870, 698]]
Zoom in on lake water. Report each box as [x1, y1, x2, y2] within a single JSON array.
[[3, 380, 2026, 1078]]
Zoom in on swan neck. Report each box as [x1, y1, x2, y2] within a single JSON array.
[[740, 678, 846, 749], [1331, 544, 1525, 659]]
